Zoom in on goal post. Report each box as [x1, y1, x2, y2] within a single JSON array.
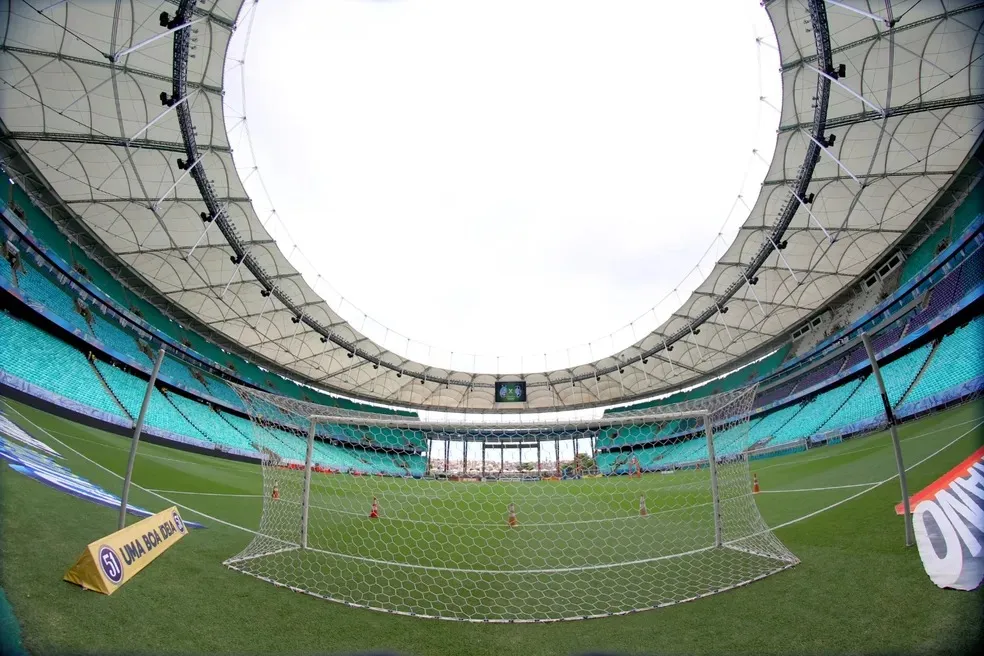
[[225, 384, 797, 621]]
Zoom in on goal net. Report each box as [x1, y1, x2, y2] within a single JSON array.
[[225, 384, 797, 622]]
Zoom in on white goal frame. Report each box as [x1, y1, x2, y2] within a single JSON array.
[[224, 384, 797, 622]]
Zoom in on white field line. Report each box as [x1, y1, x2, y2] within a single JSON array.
[[1, 401, 292, 543], [32, 424, 252, 471], [755, 414, 984, 472], [766, 417, 984, 533], [5, 400, 983, 559], [149, 489, 263, 498], [757, 482, 882, 494]]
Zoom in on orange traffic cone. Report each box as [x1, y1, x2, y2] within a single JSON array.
[[639, 494, 648, 517], [271, 482, 280, 501], [369, 496, 379, 518], [507, 502, 518, 527], [753, 473, 760, 494]]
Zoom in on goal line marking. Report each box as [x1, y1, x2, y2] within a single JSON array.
[[5, 400, 981, 562]]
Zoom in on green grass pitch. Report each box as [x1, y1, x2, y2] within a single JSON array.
[[1, 394, 982, 655]]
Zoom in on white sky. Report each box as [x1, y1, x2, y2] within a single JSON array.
[[225, 0, 781, 375]]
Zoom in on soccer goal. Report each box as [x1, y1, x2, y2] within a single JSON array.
[[224, 385, 797, 622]]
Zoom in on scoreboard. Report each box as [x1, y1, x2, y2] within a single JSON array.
[[495, 381, 527, 403]]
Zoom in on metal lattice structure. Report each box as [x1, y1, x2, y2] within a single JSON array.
[[225, 384, 798, 621], [0, 0, 982, 410]]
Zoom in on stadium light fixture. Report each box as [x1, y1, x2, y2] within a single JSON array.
[[131, 90, 195, 143], [788, 186, 834, 244], [688, 326, 704, 363], [109, 17, 205, 63], [221, 250, 248, 298], [767, 235, 800, 284], [154, 155, 205, 212], [716, 305, 734, 345], [802, 129, 862, 186], [186, 202, 227, 262], [739, 268, 765, 318], [805, 63, 884, 117]]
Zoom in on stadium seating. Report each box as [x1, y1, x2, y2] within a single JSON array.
[[94, 361, 208, 442], [748, 403, 804, 445], [90, 314, 142, 359], [0, 311, 128, 420], [820, 344, 933, 433], [902, 316, 984, 406], [769, 379, 862, 445], [908, 268, 964, 333], [790, 356, 847, 394], [164, 393, 258, 453], [14, 260, 92, 334]]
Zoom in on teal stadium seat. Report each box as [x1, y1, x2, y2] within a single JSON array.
[[903, 317, 984, 405], [0, 311, 127, 420], [820, 344, 933, 432], [769, 380, 861, 445], [94, 361, 207, 442], [164, 393, 258, 453]]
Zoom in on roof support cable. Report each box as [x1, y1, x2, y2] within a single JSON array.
[[823, 0, 895, 25], [804, 63, 886, 117], [185, 206, 223, 262], [788, 186, 834, 243], [688, 326, 705, 364], [129, 91, 196, 145], [252, 289, 273, 330], [221, 251, 248, 298], [717, 305, 735, 346], [801, 129, 862, 186], [108, 18, 206, 63], [767, 235, 801, 285], [154, 155, 204, 212], [664, 342, 677, 377], [287, 313, 303, 357], [38, 0, 69, 12]]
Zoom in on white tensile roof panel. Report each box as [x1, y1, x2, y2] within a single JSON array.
[[0, 0, 981, 411]]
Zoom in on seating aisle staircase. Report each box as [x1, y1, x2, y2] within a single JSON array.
[[88, 358, 134, 423]]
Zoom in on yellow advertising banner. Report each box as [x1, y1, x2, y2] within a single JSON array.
[[64, 506, 189, 595]]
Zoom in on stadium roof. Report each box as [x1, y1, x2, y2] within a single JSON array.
[[1, 0, 982, 412]]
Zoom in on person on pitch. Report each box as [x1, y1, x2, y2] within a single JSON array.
[[507, 502, 518, 527]]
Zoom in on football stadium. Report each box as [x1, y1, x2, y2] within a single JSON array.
[[1, 0, 983, 654]]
